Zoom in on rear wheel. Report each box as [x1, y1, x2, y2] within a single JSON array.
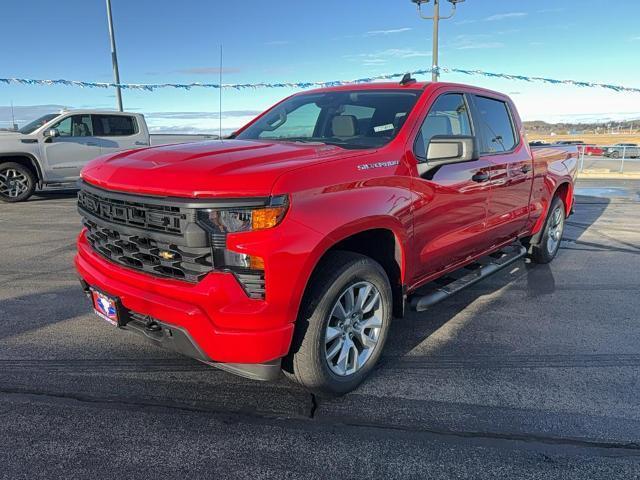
[[530, 196, 565, 264], [610, 150, 620, 159], [283, 251, 392, 396], [0, 162, 36, 203]]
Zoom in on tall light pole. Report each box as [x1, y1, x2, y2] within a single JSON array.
[[411, 0, 465, 82], [106, 0, 123, 111]]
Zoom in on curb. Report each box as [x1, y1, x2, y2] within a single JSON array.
[[577, 173, 640, 179]]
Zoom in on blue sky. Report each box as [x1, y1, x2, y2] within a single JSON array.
[[1, 0, 640, 132]]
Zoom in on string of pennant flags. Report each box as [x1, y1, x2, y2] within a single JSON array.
[[1, 67, 639, 93]]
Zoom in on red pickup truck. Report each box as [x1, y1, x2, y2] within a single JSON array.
[[76, 79, 577, 395]]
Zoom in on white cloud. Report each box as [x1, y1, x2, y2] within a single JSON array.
[[458, 12, 528, 24], [485, 12, 528, 21], [345, 48, 431, 67], [456, 42, 505, 50], [365, 27, 412, 36], [452, 34, 503, 50]]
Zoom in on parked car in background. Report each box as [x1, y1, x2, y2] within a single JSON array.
[[528, 140, 550, 147], [583, 145, 604, 156], [75, 80, 578, 395], [555, 140, 584, 145], [602, 143, 640, 158], [0, 110, 216, 202]]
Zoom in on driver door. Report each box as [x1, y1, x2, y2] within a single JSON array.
[[409, 92, 493, 284], [41, 114, 102, 181]]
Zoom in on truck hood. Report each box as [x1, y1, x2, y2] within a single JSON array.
[[82, 139, 372, 198], [0, 132, 33, 148]]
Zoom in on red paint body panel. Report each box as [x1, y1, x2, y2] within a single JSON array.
[[76, 82, 577, 365]]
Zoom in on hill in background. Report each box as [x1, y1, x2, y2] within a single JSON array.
[[524, 119, 639, 135]]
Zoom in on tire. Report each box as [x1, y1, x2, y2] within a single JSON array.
[[0, 162, 36, 203], [530, 196, 565, 264], [610, 151, 620, 159], [283, 251, 392, 396]]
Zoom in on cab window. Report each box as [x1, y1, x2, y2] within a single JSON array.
[[50, 115, 93, 137], [473, 96, 517, 153], [93, 115, 137, 136], [414, 93, 472, 159]]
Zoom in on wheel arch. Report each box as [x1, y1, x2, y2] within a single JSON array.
[[554, 181, 574, 215], [0, 153, 43, 185], [529, 181, 573, 246], [302, 226, 407, 319]]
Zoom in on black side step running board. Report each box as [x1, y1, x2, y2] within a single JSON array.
[[410, 244, 528, 312]]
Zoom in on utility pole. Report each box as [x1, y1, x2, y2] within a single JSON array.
[[106, 0, 123, 111], [411, 0, 465, 82]]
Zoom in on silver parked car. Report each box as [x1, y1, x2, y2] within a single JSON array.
[[602, 143, 640, 159]]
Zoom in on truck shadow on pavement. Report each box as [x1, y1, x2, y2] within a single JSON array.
[[374, 194, 611, 377], [0, 286, 89, 342]]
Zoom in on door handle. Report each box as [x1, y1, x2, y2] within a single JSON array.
[[521, 164, 532, 173], [471, 171, 490, 183]]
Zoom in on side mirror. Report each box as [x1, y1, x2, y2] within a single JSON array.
[[417, 135, 478, 175], [45, 128, 60, 138]]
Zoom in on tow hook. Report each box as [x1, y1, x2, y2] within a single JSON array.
[[145, 319, 162, 332]]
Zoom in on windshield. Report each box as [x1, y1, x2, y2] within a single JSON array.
[[236, 89, 421, 149], [18, 114, 60, 134]]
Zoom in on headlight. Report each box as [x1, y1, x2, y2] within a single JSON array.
[[196, 195, 288, 234], [195, 196, 289, 297]]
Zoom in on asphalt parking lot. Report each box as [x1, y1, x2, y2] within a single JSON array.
[[1, 179, 639, 479]]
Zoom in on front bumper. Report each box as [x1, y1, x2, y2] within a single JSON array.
[[75, 230, 295, 367]]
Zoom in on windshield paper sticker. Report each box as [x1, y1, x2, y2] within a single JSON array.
[[357, 160, 400, 171], [373, 124, 395, 133]]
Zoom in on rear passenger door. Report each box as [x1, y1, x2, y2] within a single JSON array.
[[471, 95, 533, 246], [410, 92, 494, 281], [92, 114, 147, 156]]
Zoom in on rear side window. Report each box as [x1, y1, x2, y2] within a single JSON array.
[[474, 96, 516, 154], [414, 93, 472, 159], [93, 115, 137, 136]]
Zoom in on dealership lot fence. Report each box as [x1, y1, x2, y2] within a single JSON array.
[[574, 144, 640, 173]]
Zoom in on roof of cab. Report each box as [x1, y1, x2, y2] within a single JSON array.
[[300, 81, 510, 100]]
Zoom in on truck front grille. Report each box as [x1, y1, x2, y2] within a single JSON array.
[[78, 189, 189, 235], [84, 219, 213, 283]]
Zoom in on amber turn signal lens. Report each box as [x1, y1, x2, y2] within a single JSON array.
[[251, 206, 287, 230], [249, 255, 265, 270]]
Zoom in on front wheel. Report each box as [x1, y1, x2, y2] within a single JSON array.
[[283, 251, 392, 396], [530, 196, 565, 264], [0, 162, 36, 203]]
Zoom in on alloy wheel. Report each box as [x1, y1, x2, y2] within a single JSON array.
[[0, 168, 30, 198], [546, 205, 565, 255], [324, 281, 383, 377]]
